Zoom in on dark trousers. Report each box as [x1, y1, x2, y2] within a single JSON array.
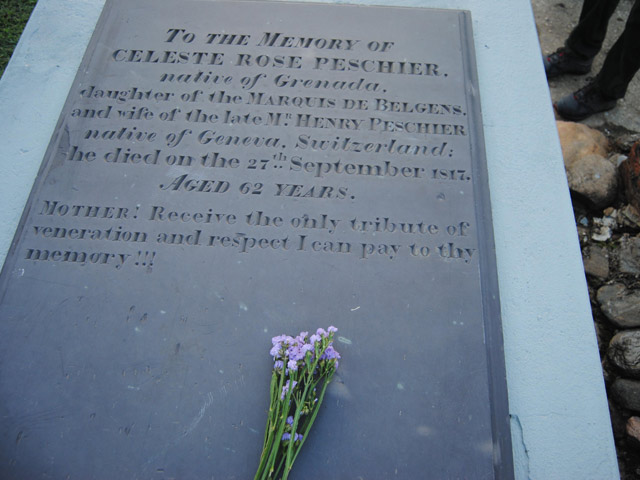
[[567, 0, 640, 99]]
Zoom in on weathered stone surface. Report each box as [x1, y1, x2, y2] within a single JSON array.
[[619, 234, 640, 276], [583, 245, 610, 279], [557, 120, 609, 165], [597, 283, 640, 328], [557, 121, 616, 207], [609, 330, 640, 378], [626, 417, 640, 444], [591, 214, 617, 242], [610, 154, 628, 168], [619, 141, 640, 212], [612, 379, 640, 411], [619, 204, 640, 229], [577, 225, 590, 246], [565, 153, 618, 208], [615, 134, 640, 152], [597, 283, 625, 304]]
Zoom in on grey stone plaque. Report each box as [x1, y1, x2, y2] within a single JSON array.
[[0, 0, 514, 478]]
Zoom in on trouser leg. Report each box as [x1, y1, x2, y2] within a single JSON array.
[[596, 0, 640, 99], [566, 0, 620, 59]]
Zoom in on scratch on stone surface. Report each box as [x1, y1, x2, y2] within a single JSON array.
[[510, 414, 532, 480], [183, 392, 214, 437]]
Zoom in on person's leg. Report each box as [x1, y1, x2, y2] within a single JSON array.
[[555, 0, 640, 120], [595, 0, 640, 99], [566, 0, 620, 59], [544, 0, 619, 78]]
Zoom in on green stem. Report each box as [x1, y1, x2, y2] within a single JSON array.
[[261, 371, 277, 449], [262, 372, 297, 480], [291, 370, 335, 466], [255, 367, 287, 480], [282, 358, 328, 478], [256, 333, 338, 479]]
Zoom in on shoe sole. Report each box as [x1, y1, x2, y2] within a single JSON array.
[[553, 102, 616, 122], [546, 66, 591, 80]]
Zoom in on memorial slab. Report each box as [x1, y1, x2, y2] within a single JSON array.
[[0, 0, 614, 478]]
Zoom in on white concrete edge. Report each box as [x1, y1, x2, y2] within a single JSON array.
[[0, 0, 106, 268]]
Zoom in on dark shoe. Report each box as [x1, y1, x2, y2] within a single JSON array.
[[543, 47, 592, 79], [554, 82, 617, 121]]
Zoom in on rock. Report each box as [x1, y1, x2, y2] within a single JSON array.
[[556, 122, 616, 208], [612, 379, 640, 411], [597, 283, 624, 303], [557, 121, 609, 164], [619, 234, 640, 275], [597, 283, 640, 328], [591, 214, 617, 242], [583, 245, 610, 279], [610, 153, 628, 168], [577, 225, 590, 246], [618, 204, 640, 229], [566, 154, 618, 208], [609, 330, 640, 378], [619, 141, 640, 212], [614, 133, 640, 152], [602, 357, 615, 385], [626, 417, 640, 445]]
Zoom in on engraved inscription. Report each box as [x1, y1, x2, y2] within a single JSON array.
[[16, 15, 478, 271]]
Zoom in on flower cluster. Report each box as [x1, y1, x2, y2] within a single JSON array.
[[255, 327, 341, 480], [271, 327, 340, 372]]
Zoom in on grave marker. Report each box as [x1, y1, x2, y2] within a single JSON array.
[[0, 1, 514, 477]]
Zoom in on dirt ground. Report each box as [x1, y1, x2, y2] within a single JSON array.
[[531, 0, 640, 134]]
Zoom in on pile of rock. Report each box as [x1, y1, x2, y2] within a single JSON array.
[[561, 121, 640, 476]]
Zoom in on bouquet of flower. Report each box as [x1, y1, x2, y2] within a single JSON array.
[[254, 327, 341, 480]]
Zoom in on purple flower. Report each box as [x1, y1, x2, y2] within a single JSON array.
[[294, 433, 303, 442], [270, 344, 281, 358], [301, 343, 314, 355], [282, 432, 291, 441], [287, 359, 298, 371], [320, 344, 341, 369], [274, 360, 284, 370], [323, 345, 341, 360], [328, 326, 338, 333], [288, 345, 305, 362], [316, 328, 327, 337], [281, 380, 298, 400], [310, 334, 321, 344], [274, 335, 295, 347], [286, 416, 294, 425]]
